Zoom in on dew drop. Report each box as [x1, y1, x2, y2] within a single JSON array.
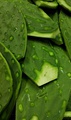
[[25, 88, 29, 93], [60, 67, 64, 73], [33, 45, 35, 48], [47, 111, 51, 118], [17, 54, 21, 59], [44, 96, 48, 102], [32, 55, 38, 60], [21, 64, 24, 69], [62, 100, 67, 109], [30, 115, 38, 120], [58, 110, 61, 114], [6, 75, 10, 81], [8, 88, 11, 92], [21, 23, 25, 28], [9, 36, 14, 41], [55, 59, 58, 64], [61, 19, 63, 23], [49, 51, 54, 56], [22, 118, 26, 120], [67, 72, 71, 77], [11, 59, 15, 64], [42, 46, 48, 51], [30, 102, 35, 107], [19, 104, 23, 112], [16, 71, 19, 78]]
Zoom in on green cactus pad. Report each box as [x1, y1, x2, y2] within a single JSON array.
[[17, 0, 62, 45], [22, 38, 58, 86], [0, 42, 22, 120], [0, 0, 27, 60], [16, 45, 71, 120], [57, 0, 71, 12], [33, 0, 58, 8], [59, 10, 71, 60], [0, 52, 13, 114]]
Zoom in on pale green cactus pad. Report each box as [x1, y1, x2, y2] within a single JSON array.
[[16, 44, 71, 120], [0, 0, 27, 60], [0, 42, 22, 120], [59, 10, 71, 60], [0, 52, 13, 114], [33, 0, 58, 8], [22, 38, 58, 86], [16, 0, 62, 45], [57, 0, 71, 12]]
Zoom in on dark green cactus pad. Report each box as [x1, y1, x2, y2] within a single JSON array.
[[57, 0, 71, 12], [59, 10, 71, 60], [33, 0, 58, 8], [0, 42, 22, 120], [17, 0, 62, 45], [16, 45, 71, 120], [0, 52, 13, 114], [22, 38, 58, 86], [0, 0, 27, 60], [46, 10, 63, 45]]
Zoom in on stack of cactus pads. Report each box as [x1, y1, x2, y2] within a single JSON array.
[[0, 0, 71, 120]]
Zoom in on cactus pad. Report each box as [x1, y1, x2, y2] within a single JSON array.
[[16, 45, 71, 120], [33, 0, 58, 8], [17, 0, 62, 45], [57, 0, 71, 12], [59, 10, 71, 60], [0, 52, 13, 114], [0, 0, 27, 60], [22, 38, 58, 86], [0, 42, 22, 120]]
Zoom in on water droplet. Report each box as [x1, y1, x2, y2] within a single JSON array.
[[54, 80, 57, 84], [32, 55, 38, 60], [44, 96, 48, 102], [9, 36, 14, 41], [42, 46, 48, 51], [17, 54, 21, 59], [47, 111, 51, 118], [30, 116, 38, 120], [55, 59, 58, 64], [67, 73, 71, 77], [62, 100, 67, 109], [22, 118, 26, 120], [57, 83, 60, 88], [33, 45, 35, 48], [16, 71, 19, 78], [59, 110, 61, 114], [61, 19, 63, 23], [8, 88, 11, 92], [60, 67, 64, 73], [30, 102, 35, 107], [49, 51, 54, 56], [28, 94, 31, 101], [21, 23, 24, 28], [25, 88, 29, 93], [6, 75, 10, 81], [22, 64, 24, 69], [19, 104, 23, 112], [11, 59, 15, 64]]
